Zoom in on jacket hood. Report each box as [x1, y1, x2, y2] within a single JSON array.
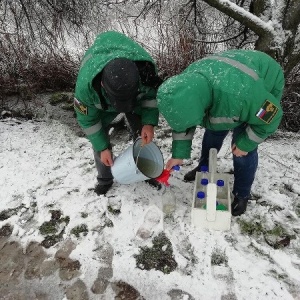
[[157, 72, 211, 132], [80, 31, 155, 81]]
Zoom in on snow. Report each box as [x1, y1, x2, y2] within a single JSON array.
[[1, 117, 300, 299]]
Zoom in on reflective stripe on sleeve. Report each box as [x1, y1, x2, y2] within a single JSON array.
[[209, 116, 240, 124], [246, 126, 265, 143], [141, 99, 157, 108], [80, 53, 92, 69], [82, 120, 103, 135], [204, 56, 259, 81], [172, 128, 195, 141], [95, 103, 102, 109]]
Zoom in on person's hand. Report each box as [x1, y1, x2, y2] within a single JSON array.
[[232, 143, 248, 157], [141, 125, 154, 145], [100, 149, 114, 166], [166, 158, 183, 171]]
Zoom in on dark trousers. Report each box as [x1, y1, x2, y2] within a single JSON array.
[[94, 112, 143, 185], [197, 125, 258, 200]]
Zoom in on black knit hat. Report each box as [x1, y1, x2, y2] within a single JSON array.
[[101, 58, 140, 112]]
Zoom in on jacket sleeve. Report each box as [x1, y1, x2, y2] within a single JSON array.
[[140, 85, 159, 126], [136, 61, 162, 126], [74, 97, 110, 152], [171, 127, 196, 159], [235, 92, 283, 152]]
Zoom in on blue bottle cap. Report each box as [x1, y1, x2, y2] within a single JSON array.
[[200, 178, 208, 185], [200, 165, 208, 172], [217, 179, 224, 187], [197, 191, 205, 199], [172, 165, 180, 171]]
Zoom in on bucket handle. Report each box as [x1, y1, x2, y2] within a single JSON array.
[[135, 142, 143, 174]]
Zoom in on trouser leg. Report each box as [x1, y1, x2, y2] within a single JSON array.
[[125, 112, 143, 141], [94, 113, 143, 185], [198, 129, 229, 168], [93, 125, 113, 186], [94, 148, 114, 185], [231, 125, 258, 200]]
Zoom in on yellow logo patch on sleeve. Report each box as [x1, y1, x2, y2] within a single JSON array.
[[256, 100, 278, 124], [74, 98, 88, 115]]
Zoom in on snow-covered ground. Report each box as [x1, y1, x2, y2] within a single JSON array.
[[1, 117, 300, 300]]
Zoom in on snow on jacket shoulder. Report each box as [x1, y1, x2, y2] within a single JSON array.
[[74, 31, 159, 151], [157, 49, 285, 158]]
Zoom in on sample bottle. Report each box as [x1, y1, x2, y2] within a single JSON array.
[[216, 179, 226, 199], [216, 202, 227, 211], [200, 165, 209, 177], [200, 178, 209, 190], [203, 201, 227, 211], [162, 185, 176, 215], [195, 191, 206, 208]]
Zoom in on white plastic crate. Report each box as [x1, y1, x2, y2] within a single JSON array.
[[191, 148, 232, 231], [191, 172, 232, 231]]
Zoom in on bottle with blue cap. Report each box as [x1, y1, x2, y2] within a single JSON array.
[[195, 191, 206, 208], [199, 165, 209, 188], [200, 165, 209, 176], [216, 179, 227, 200], [159, 165, 180, 216]]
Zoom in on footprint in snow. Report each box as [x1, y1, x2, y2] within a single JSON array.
[[136, 206, 163, 240]]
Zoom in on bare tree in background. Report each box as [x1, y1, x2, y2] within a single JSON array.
[[0, 0, 299, 130], [200, 0, 300, 78]]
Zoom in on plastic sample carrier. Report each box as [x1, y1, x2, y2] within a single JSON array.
[[191, 149, 232, 231]]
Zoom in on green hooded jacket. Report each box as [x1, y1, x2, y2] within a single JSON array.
[[157, 50, 285, 158], [74, 31, 159, 151]]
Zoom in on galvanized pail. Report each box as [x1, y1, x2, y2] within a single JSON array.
[[111, 138, 164, 184]]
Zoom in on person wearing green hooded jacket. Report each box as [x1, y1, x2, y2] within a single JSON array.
[[74, 31, 162, 195], [157, 49, 285, 216]]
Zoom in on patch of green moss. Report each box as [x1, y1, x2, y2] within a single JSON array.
[[266, 224, 286, 236], [70, 224, 88, 238], [211, 247, 228, 266], [41, 233, 63, 249], [134, 232, 177, 274], [39, 210, 70, 248], [107, 205, 121, 215], [49, 92, 71, 106], [237, 218, 265, 236], [61, 102, 74, 111], [39, 210, 69, 235], [81, 212, 88, 218], [39, 220, 58, 235], [239, 217, 296, 249]]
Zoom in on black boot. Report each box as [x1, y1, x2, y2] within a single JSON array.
[[94, 182, 113, 195], [231, 198, 249, 216], [183, 166, 200, 182], [145, 178, 162, 190]]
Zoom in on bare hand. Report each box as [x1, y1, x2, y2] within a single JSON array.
[[232, 143, 248, 157], [101, 149, 114, 166], [166, 158, 183, 171], [141, 125, 154, 146]]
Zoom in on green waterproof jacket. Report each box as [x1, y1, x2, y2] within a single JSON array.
[[157, 50, 285, 158], [74, 31, 159, 151]]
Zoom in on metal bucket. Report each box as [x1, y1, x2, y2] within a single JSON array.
[[111, 138, 164, 184]]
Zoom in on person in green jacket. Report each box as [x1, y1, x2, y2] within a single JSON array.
[[157, 49, 285, 216], [74, 31, 162, 195]]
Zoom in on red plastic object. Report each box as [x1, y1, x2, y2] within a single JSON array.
[[156, 169, 171, 186]]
